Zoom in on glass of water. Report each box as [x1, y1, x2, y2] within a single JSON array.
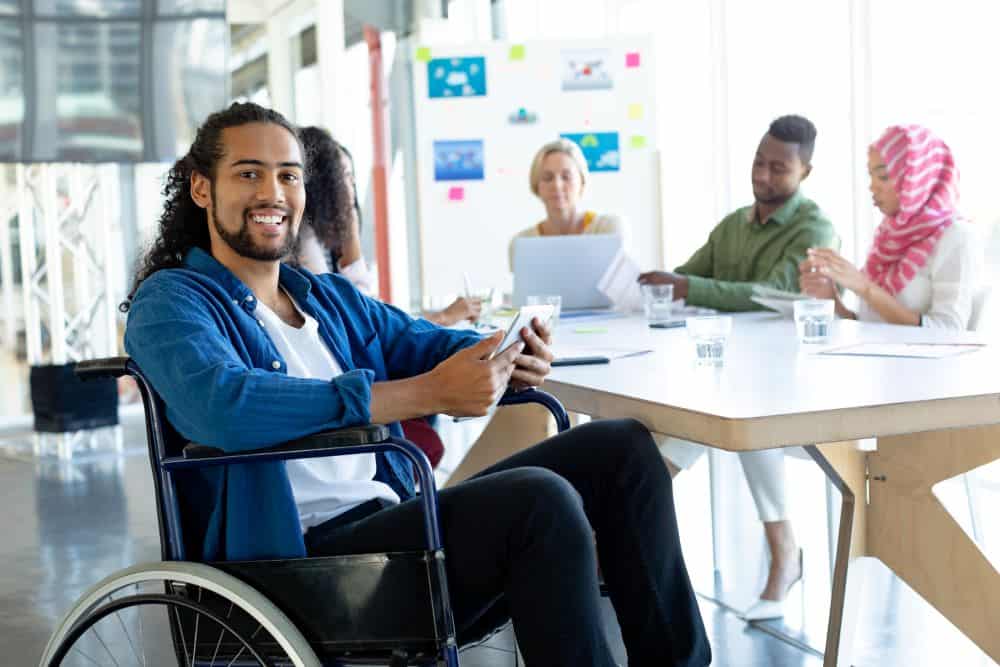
[[641, 283, 674, 324], [525, 294, 562, 329], [793, 298, 835, 344], [686, 316, 733, 366]]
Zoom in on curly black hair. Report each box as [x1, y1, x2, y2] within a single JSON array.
[[299, 126, 361, 267], [122, 102, 302, 310], [769, 114, 818, 164]]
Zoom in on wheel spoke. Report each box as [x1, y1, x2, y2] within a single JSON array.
[[113, 606, 142, 666], [210, 623, 226, 666], [69, 645, 103, 666], [135, 584, 148, 667], [173, 603, 192, 665], [90, 625, 123, 667], [51, 577, 296, 667], [190, 586, 202, 667]]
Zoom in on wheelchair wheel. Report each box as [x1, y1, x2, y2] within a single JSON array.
[[39, 561, 321, 667]]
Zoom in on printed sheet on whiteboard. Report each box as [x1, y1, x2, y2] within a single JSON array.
[[818, 342, 986, 359]]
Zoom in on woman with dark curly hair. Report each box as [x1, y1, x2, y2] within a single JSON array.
[[295, 126, 481, 327]]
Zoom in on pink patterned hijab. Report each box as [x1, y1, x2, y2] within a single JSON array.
[[863, 125, 960, 295]]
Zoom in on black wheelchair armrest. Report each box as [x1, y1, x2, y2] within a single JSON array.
[[74, 356, 131, 380], [498, 387, 571, 433], [182, 424, 392, 460]]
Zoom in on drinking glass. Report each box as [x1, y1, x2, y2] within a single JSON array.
[[793, 298, 835, 344], [641, 283, 674, 325], [686, 316, 733, 366]]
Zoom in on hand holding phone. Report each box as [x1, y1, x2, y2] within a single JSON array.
[[489, 304, 555, 359]]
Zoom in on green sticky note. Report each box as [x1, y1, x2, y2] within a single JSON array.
[[415, 46, 432, 62], [627, 103, 643, 120], [630, 135, 648, 149], [573, 327, 608, 334], [509, 44, 526, 61]]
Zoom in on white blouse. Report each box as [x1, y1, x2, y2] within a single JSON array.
[[857, 221, 983, 330], [294, 224, 376, 296]]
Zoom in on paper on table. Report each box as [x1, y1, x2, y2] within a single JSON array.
[[552, 344, 652, 361], [596, 248, 643, 312], [818, 342, 985, 359]]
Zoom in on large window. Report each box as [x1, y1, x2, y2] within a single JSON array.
[[870, 0, 1000, 278], [3, 0, 227, 163]]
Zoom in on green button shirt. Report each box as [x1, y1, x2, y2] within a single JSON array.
[[677, 190, 838, 312]]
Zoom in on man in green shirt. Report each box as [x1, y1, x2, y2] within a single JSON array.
[[641, 115, 837, 623], [639, 115, 837, 311]]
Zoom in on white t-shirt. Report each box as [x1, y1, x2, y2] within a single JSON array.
[[857, 221, 983, 330], [255, 291, 399, 532]]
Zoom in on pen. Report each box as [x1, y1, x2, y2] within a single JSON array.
[[462, 272, 473, 298]]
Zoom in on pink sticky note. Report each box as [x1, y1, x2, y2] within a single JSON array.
[[448, 186, 464, 201], [625, 52, 640, 68]]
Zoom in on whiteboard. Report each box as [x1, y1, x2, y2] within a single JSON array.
[[411, 36, 660, 299]]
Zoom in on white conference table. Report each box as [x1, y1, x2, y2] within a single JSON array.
[[541, 312, 1000, 666]]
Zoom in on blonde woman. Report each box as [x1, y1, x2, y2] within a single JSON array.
[[509, 138, 626, 265]]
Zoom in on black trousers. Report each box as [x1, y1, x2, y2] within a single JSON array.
[[305, 418, 711, 667]]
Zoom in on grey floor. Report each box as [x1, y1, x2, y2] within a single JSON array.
[[0, 414, 996, 665]]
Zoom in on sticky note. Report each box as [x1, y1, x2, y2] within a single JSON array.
[[447, 186, 465, 201], [415, 46, 432, 62], [630, 135, 648, 149], [625, 52, 640, 68], [509, 44, 526, 61], [628, 103, 643, 120]]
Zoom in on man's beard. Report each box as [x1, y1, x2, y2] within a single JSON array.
[[753, 186, 794, 207], [210, 190, 298, 261]]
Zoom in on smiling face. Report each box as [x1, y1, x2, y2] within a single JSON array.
[[867, 146, 901, 216], [191, 122, 306, 265]]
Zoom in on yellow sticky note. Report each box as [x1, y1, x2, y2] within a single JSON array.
[[628, 103, 644, 120], [509, 44, 526, 61], [415, 46, 432, 62], [630, 135, 648, 149]]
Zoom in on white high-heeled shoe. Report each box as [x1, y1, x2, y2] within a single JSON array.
[[742, 548, 803, 622]]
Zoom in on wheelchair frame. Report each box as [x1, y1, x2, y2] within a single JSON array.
[[41, 356, 571, 667]]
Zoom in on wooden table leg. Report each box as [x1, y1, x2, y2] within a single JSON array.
[[868, 424, 1000, 662], [818, 442, 869, 559]]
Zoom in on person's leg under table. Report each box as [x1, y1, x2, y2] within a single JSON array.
[[867, 424, 1000, 663], [306, 465, 618, 667], [476, 418, 712, 667]]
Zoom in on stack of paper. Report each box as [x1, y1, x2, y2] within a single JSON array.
[[597, 249, 644, 312]]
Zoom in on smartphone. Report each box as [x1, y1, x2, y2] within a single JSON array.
[[489, 304, 555, 359], [649, 320, 685, 329]]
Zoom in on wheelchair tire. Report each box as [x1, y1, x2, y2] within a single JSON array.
[[39, 561, 321, 667]]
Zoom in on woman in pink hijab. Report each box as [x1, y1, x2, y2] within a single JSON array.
[[801, 125, 982, 329]]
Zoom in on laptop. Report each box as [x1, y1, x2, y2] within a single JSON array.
[[512, 234, 624, 311]]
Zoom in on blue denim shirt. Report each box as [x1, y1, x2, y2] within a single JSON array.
[[124, 247, 478, 561]]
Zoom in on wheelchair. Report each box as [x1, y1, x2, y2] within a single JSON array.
[[40, 356, 571, 667]]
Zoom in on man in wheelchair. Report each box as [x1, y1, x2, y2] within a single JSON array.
[[121, 102, 710, 667]]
